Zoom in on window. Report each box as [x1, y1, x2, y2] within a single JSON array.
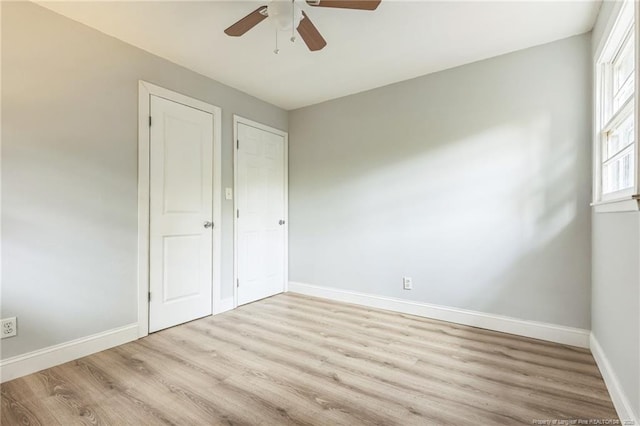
[[594, 0, 638, 208]]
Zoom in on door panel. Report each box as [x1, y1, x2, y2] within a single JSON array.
[[237, 122, 286, 306], [163, 235, 201, 302], [149, 95, 214, 332], [163, 115, 204, 213]]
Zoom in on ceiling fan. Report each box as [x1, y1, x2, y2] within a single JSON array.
[[224, 0, 381, 52]]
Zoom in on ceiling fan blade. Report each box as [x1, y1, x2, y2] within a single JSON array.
[[305, 0, 381, 10], [224, 6, 268, 36], [297, 12, 327, 51]]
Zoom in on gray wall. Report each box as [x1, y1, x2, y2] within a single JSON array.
[[1, 2, 287, 359], [592, 212, 639, 415], [591, 1, 640, 418], [289, 34, 593, 329]]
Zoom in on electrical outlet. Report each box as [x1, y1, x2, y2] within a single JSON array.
[[403, 277, 413, 290], [1, 317, 17, 338]]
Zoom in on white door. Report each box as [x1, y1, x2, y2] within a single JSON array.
[[149, 95, 214, 332], [236, 122, 286, 306]]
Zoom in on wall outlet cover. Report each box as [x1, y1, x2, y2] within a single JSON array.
[[1, 317, 17, 338]]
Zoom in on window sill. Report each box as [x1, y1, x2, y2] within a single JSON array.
[[591, 195, 640, 213]]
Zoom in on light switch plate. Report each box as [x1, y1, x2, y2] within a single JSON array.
[[403, 277, 413, 290], [225, 188, 233, 200]]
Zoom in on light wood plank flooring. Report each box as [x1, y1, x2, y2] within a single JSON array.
[[1, 293, 618, 425]]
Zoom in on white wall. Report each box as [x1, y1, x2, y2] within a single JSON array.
[[289, 34, 592, 329], [1, 2, 287, 359], [590, 1, 640, 420]]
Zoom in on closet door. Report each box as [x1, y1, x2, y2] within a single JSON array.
[[236, 121, 286, 306], [149, 95, 214, 332]]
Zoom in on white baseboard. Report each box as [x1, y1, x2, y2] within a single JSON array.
[[590, 334, 639, 424], [0, 323, 138, 383], [288, 282, 591, 348]]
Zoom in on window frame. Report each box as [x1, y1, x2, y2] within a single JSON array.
[[592, 0, 640, 212]]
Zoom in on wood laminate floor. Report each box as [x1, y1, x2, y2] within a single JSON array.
[[1, 293, 618, 425]]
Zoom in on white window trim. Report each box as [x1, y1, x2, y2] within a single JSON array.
[[592, 0, 640, 213]]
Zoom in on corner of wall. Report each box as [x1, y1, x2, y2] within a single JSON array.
[[590, 333, 640, 424]]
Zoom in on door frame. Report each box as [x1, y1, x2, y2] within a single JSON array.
[[137, 81, 222, 338], [233, 115, 289, 308]]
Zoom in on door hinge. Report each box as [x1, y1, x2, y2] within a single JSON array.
[[237, 209, 239, 219], [237, 139, 239, 149], [148, 292, 151, 302], [149, 116, 152, 127], [236, 279, 239, 288]]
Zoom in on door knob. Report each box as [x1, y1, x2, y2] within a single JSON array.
[[204, 221, 213, 229], [279, 220, 286, 225]]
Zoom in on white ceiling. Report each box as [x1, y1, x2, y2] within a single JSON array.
[[37, 0, 601, 110]]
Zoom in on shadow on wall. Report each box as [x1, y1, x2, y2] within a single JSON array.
[[291, 111, 588, 326], [289, 37, 591, 327]]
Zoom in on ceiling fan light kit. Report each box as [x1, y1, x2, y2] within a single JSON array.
[[267, 1, 303, 31], [224, 0, 381, 53]]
